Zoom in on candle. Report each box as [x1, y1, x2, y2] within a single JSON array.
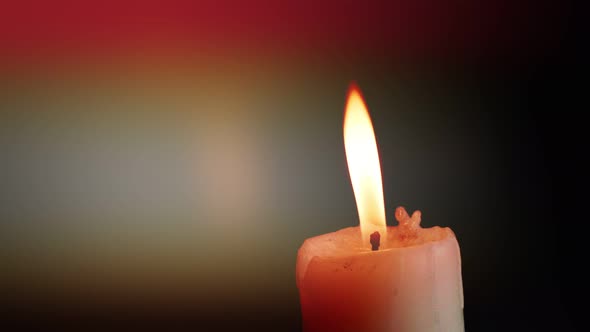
[[296, 83, 464, 332]]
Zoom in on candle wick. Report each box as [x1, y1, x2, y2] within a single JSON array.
[[370, 231, 381, 251]]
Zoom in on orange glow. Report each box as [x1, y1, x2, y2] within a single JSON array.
[[343, 82, 386, 247]]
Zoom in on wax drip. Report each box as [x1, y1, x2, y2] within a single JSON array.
[[395, 206, 422, 241], [370, 231, 381, 251]]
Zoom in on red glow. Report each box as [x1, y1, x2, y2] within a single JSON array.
[[0, 0, 563, 69]]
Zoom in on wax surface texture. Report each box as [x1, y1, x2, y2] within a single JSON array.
[[296, 220, 464, 332]]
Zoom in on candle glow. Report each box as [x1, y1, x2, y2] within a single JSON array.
[[343, 83, 387, 246], [297, 82, 464, 331]]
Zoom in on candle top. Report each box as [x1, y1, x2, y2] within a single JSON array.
[[311, 206, 450, 252], [296, 207, 455, 287]]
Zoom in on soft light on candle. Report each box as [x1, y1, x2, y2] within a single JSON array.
[[296, 82, 464, 332], [343, 83, 387, 246]]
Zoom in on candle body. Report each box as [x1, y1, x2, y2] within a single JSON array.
[[296, 226, 464, 332]]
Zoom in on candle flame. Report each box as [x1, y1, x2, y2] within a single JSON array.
[[343, 82, 387, 247]]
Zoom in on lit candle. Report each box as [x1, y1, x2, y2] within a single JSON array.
[[296, 83, 464, 332]]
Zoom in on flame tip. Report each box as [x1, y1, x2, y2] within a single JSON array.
[[346, 81, 362, 99]]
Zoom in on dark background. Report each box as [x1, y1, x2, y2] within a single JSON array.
[[1, 1, 583, 331]]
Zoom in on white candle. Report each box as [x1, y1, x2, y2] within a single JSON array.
[[296, 83, 464, 332]]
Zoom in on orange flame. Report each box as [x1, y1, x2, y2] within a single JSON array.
[[343, 82, 387, 247]]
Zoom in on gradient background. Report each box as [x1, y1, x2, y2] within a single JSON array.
[[0, 1, 583, 331]]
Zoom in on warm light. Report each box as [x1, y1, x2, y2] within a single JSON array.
[[343, 82, 387, 247]]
